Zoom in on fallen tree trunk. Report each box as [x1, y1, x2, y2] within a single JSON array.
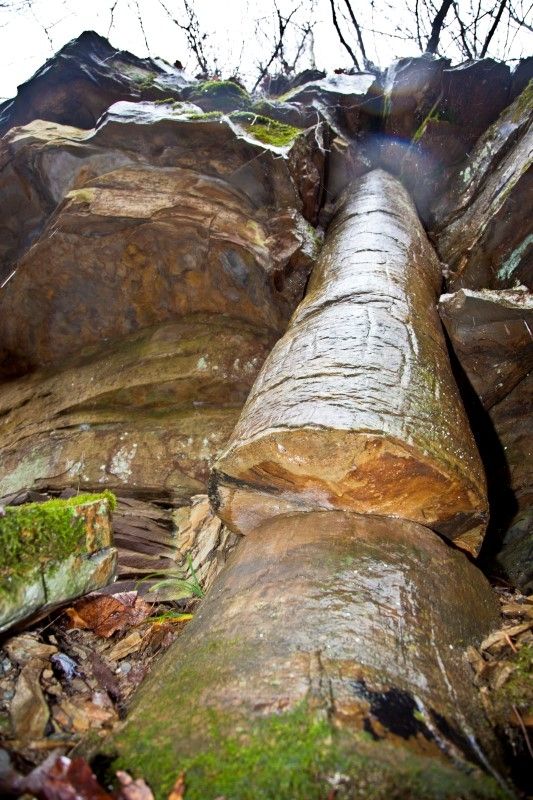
[[211, 169, 488, 555], [103, 512, 505, 799]]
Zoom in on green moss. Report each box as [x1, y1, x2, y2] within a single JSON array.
[[185, 111, 224, 120], [412, 103, 456, 144], [509, 79, 533, 123], [229, 111, 302, 147], [152, 97, 176, 105], [135, 73, 156, 90], [193, 80, 249, 101], [0, 491, 116, 594], [494, 644, 533, 717], [110, 703, 505, 800]]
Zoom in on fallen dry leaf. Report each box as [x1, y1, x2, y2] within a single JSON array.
[[10, 660, 50, 740], [4, 753, 113, 800], [108, 630, 143, 661], [53, 698, 91, 734], [168, 772, 186, 800], [116, 770, 155, 800], [4, 633, 58, 665], [65, 592, 152, 638]]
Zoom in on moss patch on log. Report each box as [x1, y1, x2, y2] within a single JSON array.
[[0, 491, 116, 595], [108, 702, 506, 800]]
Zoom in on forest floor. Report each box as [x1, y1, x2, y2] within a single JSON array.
[[0, 571, 531, 799]]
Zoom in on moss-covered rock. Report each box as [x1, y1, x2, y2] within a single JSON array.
[[229, 111, 303, 148], [0, 493, 117, 632], [187, 80, 251, 112]]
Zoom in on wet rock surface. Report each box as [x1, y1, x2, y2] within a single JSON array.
[[438, 287, 532, 592], [488, 373, 533, 591], [0, 315, 271, 500], [213, 170, 487, 553], [0, 104, 322, 373], [380, 57, 512, 222], [439, 287, 533, 408], [0, 31, 189, 137], [432, 80, 532, 291]]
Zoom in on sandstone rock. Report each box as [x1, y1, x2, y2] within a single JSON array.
[[105, 513, 503, 799], [281, 72, 382, 137], [0, 31, 189, 137], [380, 58, 511, 222], [0, 494, 116, 633], [0, 104, 322, 373], [432, 81, 532, 291], [438, 288, 533, 591], [172, 495, 241, 595], [185, 80, 251, 112], [212, 170, 487, 554], [489, 372, 533, 588], [0, 316, 271, 500], [111, 498, 181, 586], [511, 59, 533, 101], [383, 55, 448, 141], [439, 288, 533, 408]]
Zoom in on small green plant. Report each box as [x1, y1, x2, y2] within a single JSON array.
[[138, 554, 205, 601]]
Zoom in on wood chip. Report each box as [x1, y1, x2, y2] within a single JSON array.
[[480, 621, 532, 652]]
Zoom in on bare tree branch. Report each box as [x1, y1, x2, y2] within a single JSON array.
[[157, 0, 210, 74], [452, 1, 474, 57], [426, 0, 454, 52], [480, 0, 508, 54], [328, 0, 361, 68], [252, 2, 300, 91], [342, 0, 370, 66], [133, 0, 150, 54]]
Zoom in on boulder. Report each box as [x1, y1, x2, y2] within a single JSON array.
[[439, 288, 533, 408], [0, 315, 272, 501], [0, 103, 322, 373], [383, 55, 449, 141], [0, 493, 116, 633], [184, 80, 252, 112], [0, 31, 189, 137], [380, 58, 511, 222], [511, 59, 533, 101], [489, 373, 533, 590], [212, 170, 488, 554], [104, 512, 504, 799], [281, 72, 382, 137], [432, 81, 532, 290], [438, 287, 533, 590]]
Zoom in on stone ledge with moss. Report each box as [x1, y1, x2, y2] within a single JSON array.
[[0, 492, 117, 633]]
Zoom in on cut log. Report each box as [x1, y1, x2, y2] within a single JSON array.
[[103, 512, 505, 799], [212, 170, 488, 554]]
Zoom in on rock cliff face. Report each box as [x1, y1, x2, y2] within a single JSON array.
[[0, 31, 531, 798]]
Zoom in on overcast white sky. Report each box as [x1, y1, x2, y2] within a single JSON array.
[[0, 0, 531, 99]]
